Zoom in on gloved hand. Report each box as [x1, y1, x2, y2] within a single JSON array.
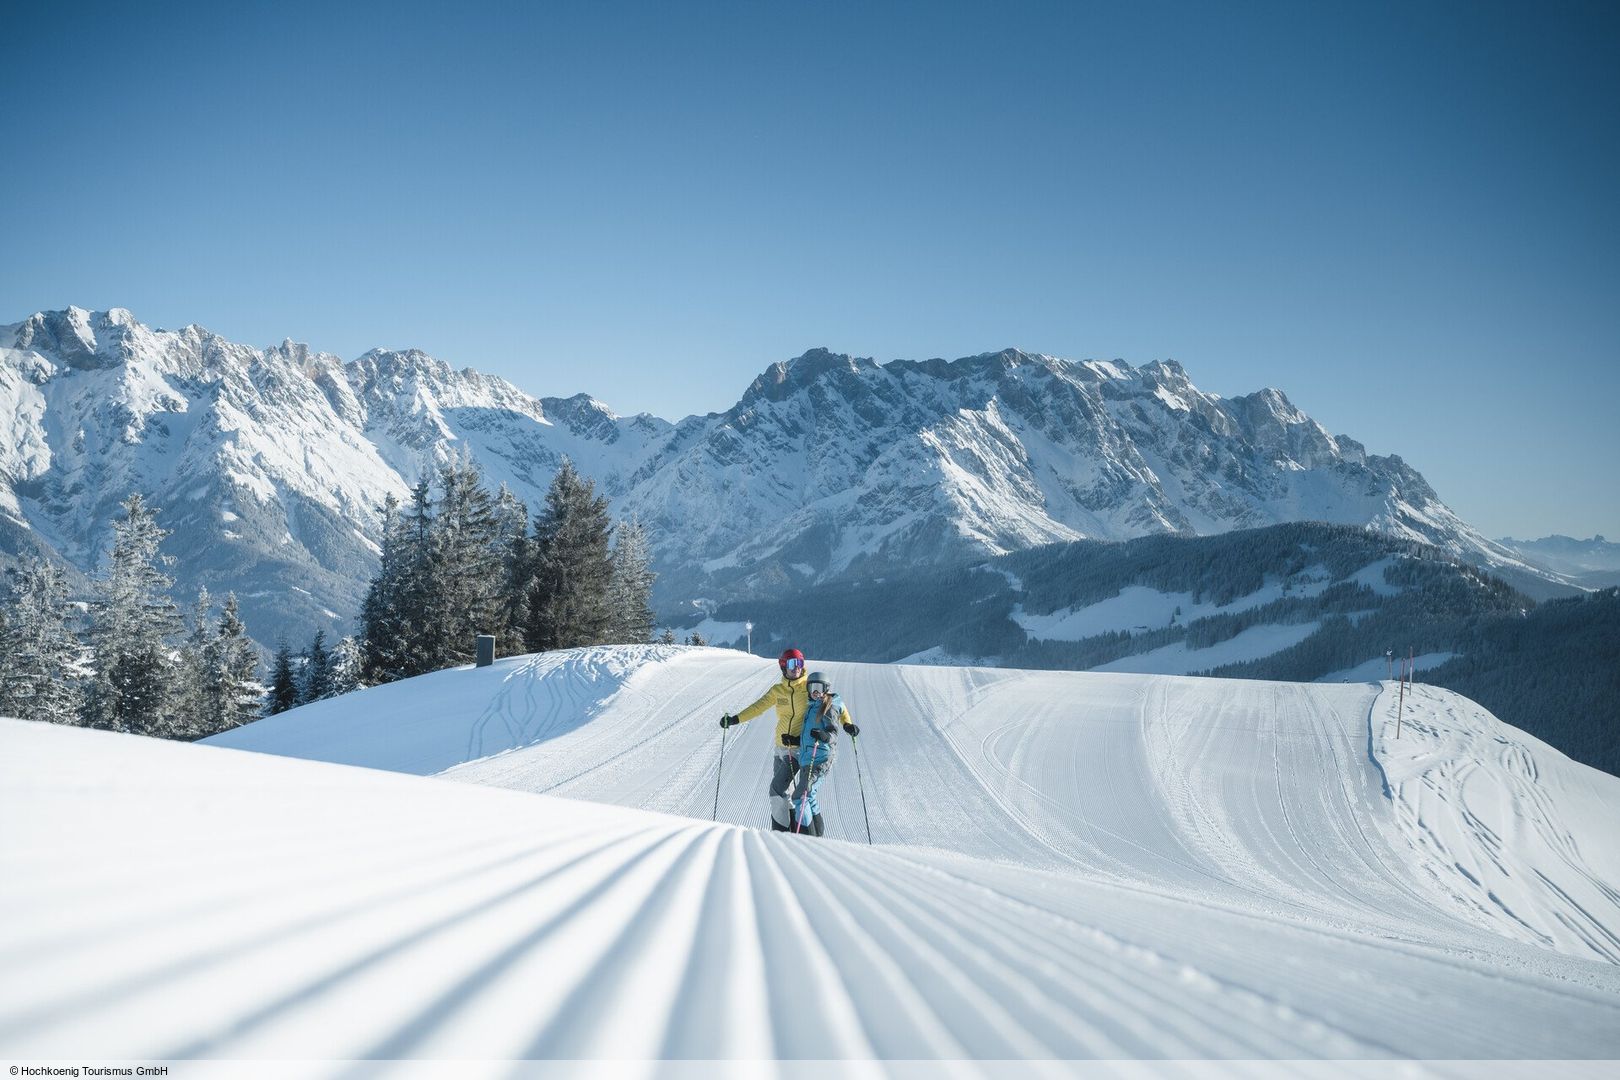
[[780, 733, 801, 747], [809, 727, 831, 743], [719, 714, 739, 729], [843, 722, 860, 737]]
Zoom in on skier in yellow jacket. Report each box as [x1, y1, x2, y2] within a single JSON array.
[[720, 647, 859, 833]]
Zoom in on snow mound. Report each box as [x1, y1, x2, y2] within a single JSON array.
[[206, 644, 696, 775], [1374, 683, 1620, 962]]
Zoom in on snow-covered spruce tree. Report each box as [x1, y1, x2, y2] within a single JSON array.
[[264, 643, 300, 716], [607, 516, 657, 643], [525, 459, 615, 652], [0, 558, 86, 725], [397, 478, 448, 676], [493, 482, 532, 647], [208, 593, 261, 732], [300, 629, 333, 704], [360, 494, 410, 685], [433, 454, 505, 665], [172, 588, 216, 738], [83, 494, 184, 735], [328, 634, 364, 697], [658, 628, 676, 645], [687, 630, 708, 646]]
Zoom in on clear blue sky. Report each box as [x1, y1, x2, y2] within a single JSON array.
[[3, 1, 1616, 539]]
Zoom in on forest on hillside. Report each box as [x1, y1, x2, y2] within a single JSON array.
[[710, 524, 1619, 776]]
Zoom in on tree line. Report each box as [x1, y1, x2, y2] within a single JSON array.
[[0, 494, 260, 738], [1, 454, 662, 732], [339, 454, 656, 696], [263, 629, 366, 716]]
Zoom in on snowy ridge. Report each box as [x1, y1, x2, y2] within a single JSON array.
[[1375, 684, 1620, 961], [0, 308, 1561, 648]]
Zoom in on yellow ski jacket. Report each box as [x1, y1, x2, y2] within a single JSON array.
[[735, 673, 835, 746]]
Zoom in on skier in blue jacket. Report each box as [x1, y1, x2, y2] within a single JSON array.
[[786, 670, 858, 837]]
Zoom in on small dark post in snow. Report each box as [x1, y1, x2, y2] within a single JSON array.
[[476, 635, 496, 668]]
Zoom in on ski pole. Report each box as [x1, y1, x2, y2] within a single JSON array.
[[713, 725, 727, 822], [792, 740, 820, 835], [792, 754, 810, 833], [850, 734, 873, 845]]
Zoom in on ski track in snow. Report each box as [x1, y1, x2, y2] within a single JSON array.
[[6, 646, 1620, 1061]]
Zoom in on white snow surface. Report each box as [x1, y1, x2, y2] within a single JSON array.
[[1012, 574, 1348, 642], [1318, 652, 1457, 684], [6, 648, 1620, 1062], [1091, 621, 1323, 675]]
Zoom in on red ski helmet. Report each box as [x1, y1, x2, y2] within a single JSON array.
[[779, 647, 805, 676]]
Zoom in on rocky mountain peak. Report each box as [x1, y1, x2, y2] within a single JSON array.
[[1139, 358, 1193, 387], [738, 348, 879, 406], [349, 346, 453, 381], [539, 393, 620, 440], [12, 307, 114, 370]]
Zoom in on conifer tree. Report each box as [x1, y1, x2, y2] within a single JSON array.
[[394, 479, 444, 675], [494, 483, 532, 645], [172, 588, 216, 738], [83, 494, 183, 734], [658, 628, 676, 645], [433, 454, 504, 665], [265, 643, 300, 716], [328, 635, 365, 697], [301, 629, 333, 704], [360, 493, 409, 684], [525, 460, 615, 651], [607, 517, 657, 644], [209, 593, 261, 732], [0, 558, 85, 725]]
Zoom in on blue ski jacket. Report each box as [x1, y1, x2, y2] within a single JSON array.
[[797, 692, 850, 769]]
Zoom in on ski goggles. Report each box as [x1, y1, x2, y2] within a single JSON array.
[[783, 657, 805, 675], [808, 681, 828, 697]]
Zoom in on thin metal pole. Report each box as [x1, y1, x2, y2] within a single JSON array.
[[792, 755, 810, 834], [712, 726, 727, 822], [850, 734, 874, 845], [1396, 655, 1406, 739]]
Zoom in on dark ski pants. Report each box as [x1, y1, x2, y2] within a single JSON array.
[[769, 747, 828, 834]]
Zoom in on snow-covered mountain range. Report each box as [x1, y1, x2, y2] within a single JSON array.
[[0, 306, 1557, 646]]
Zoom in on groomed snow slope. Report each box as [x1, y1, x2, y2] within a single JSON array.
[[5, 648, 1620, 1061], [210, 646, 1620, 967]]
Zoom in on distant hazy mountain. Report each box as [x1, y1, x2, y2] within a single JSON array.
[[1498, 534, 1620, 588], [0, 306, 1566, 646]]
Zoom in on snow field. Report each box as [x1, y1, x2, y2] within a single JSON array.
[[5, 646, 1620, 1062]]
